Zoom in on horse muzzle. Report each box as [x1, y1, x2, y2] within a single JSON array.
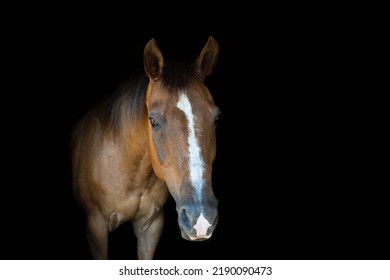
[[177, 203, 218, 241]]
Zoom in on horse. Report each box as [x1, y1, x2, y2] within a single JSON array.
[[71, 36, 221, 259]]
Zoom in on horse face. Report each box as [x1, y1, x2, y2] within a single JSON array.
[[146, 82, 220, 241], [143, 36, 220, 241]]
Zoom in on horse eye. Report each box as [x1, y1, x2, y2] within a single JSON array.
[[214, 113, 222, 126], [149, 117, 158, 127]]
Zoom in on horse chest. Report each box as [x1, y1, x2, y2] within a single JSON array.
[[107, 183, 168, 231]]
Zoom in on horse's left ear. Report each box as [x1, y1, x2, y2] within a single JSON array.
[[195, 36, 219, 79]]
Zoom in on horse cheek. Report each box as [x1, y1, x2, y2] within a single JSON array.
[[149, 132, 166, 180]]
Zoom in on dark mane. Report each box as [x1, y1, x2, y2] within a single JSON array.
[[96, 72, 148, 135], [98, 60, 199, 135]]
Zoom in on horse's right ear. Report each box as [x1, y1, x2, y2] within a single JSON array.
[[144, 38, 164, 80]]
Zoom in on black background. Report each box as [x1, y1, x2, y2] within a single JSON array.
[[2, 4, 387, 260]]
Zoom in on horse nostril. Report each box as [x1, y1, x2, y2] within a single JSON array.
[[179, 208, 191, 230]]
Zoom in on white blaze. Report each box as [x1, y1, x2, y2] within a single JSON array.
[[193, 213, 212, 237], [176, 92, 205, 196]]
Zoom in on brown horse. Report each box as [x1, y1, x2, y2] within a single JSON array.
[[71, 36, 220, 259]]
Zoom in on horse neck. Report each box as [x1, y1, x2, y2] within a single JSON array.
[[99, 78, 153, 174], [118, 112, 150, 160]]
